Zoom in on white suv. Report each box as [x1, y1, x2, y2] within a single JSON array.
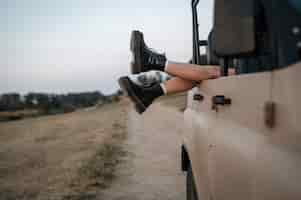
[[181, 1, 301, 200]]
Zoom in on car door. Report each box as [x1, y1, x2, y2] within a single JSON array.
[[184, 87, 216, 200], [197, 71, 272, 200], [254, 62, 301, 200]]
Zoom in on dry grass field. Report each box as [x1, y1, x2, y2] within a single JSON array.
[[0, 109, 40, 122], [0, 100, 129, 200]]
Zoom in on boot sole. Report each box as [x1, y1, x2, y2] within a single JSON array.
[[130, 31, 143, 74], [118, 77, 146, 114]]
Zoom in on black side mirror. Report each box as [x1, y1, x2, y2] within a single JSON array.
[[212, 0, 256, 58]]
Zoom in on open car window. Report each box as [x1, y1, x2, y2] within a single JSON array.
[[289, 0, 301, 13], [196, 0, 214, 55]]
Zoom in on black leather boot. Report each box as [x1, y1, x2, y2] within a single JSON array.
[[118, 76, 164, 114], [130, 30, 167, 74]]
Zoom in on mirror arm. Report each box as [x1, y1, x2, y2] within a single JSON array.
[[199, 40, 208, 46], [191, 0, 201, 65], [221, 57, 229, 76]]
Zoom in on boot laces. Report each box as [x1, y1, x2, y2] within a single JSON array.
[[146, 48, 165, 65]]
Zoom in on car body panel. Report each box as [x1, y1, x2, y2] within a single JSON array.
[[183, 62, 301, 200], [184, 87, 215, 200], [254, 62, 301, 200]]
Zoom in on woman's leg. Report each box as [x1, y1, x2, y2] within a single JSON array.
[[118, 75, 196, 114], [130, 70, 196, 95], [130, 30, 236, 81], [162, 77, 196, 95], [130, 30, 221, 81], [165, 61, 221, 81]]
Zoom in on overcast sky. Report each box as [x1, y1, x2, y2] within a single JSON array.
[[1, 0, 213, 95]]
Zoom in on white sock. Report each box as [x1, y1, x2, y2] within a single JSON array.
[[160, 83, 167, 94]]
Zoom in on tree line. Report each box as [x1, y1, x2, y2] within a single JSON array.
[[0, 90, 122, 114]]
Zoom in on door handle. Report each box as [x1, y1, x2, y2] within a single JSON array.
[[193, 94, 204, 101], [212, 95, 232, 111]]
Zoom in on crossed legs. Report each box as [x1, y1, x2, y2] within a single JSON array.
[[162, 61, 220, 94], [118, 30, 225, 114]]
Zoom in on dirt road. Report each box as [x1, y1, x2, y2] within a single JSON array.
[[101, 102, 186, 200], [0, 95, 186, 199]]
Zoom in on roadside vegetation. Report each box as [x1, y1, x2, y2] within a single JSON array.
[[0, 99, 128, 200], [0, 90, 123, 122], [66, 118, 128, 199]]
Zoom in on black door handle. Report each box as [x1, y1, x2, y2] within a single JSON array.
[[212, 95, 232, 111], [212, 95, 231, 105], [193, 94, 204, 101]]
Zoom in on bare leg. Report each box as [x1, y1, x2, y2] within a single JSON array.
[[161, 68, 236, 95], [118, 74, 196, 114], [162, 77, 196, 95], [165, 61, 221, 81]]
